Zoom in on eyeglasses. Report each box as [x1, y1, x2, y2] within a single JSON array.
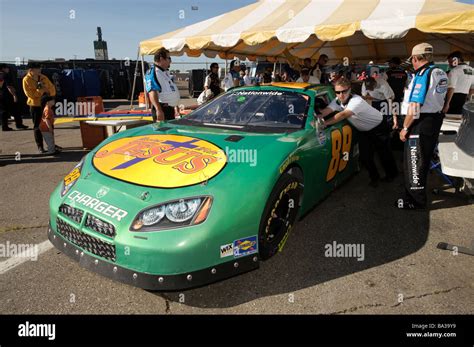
[[335, 89, 350, 95]]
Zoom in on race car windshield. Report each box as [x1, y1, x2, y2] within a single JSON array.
[[184, 90, 309, 129]]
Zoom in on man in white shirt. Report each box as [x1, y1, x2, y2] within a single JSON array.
[[296, 68, 320, 84], [302, 56, 328, 82], [240, 65, 252, 86], [240, 70, 252, 86], [222, 60, 242, 91], [362, 77, 395, 106], [442, 51, 474, 114], [145, 48, 180, 122], [362, 76, 397, 128], [311, 55, 329, 83], [283, 54, 329, 83], [318, 77, 398, 186]]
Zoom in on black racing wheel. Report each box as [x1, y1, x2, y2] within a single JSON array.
[[258, 170, 303, 260]]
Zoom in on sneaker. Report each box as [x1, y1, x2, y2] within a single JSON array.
[[2, 127, 14, 132], [38, 147, 47, 154], [394, 198, 426, 210], [16, 125, 29, 130], [55, 145, 63, 151]]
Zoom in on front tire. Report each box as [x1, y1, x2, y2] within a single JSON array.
[[258, 172, 302, 260]]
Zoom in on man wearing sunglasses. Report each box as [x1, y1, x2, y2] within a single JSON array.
[[145, 48, 180, 122], [397, 43, 448, 210], [318, 77, 398, 187]]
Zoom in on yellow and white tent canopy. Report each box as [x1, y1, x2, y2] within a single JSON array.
[[140, 0, 474, 63]]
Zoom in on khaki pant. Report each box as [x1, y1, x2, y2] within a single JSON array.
[[41, 131, 55, 153]]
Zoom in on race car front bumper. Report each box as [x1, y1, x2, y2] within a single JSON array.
[[48, 225, 260, 291]]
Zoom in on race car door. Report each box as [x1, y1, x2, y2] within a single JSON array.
[[315, 92, 355, 188]]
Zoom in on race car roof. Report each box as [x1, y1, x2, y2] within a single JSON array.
[[232, 82, 329, 92], [270, 82, 310, 89]]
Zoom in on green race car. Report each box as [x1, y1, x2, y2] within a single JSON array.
[[48, 82, 359, 290]]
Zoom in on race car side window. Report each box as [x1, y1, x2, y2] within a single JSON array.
[[314, 92, 337, 121], [314, 92, 330, 113]]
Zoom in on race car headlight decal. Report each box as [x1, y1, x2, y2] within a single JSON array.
[[61, 157, 85, 197], [131, 196, 212, 232], [141, 205, 165, 226], [165, 198, 201, 223]]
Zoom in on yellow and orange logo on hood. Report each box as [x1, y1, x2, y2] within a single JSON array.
[[93, 135, 227, 188]]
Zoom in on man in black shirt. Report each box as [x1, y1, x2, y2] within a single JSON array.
[[0, 64, 28, 130], [385, 57, 408, 103], [0, 64, 15, 85], [1, 71, 28, 131], [1, 71, 14, 131]]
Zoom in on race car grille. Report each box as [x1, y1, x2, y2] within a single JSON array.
[[56, 218, 116, 262], [58, 204, 84, 223], [84, 214, 116, 238]]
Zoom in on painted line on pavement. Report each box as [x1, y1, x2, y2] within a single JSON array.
[[0, 240, 54, 275]]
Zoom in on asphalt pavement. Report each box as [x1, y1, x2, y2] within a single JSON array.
[[0, 117, 473, 314]]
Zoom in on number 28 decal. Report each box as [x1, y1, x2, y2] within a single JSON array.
[[326, 125, 352, 181]]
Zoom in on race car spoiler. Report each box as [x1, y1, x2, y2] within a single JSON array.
[[48, 225, 260, 291]]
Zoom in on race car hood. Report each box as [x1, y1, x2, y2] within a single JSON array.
[[87, 122, 303, 190]]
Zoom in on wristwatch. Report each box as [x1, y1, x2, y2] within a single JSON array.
[[403, 127, 409, 132]]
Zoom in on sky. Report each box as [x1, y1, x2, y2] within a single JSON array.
[[0, 0, 257, 70]]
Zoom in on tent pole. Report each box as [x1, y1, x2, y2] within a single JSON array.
[[372, 39, 380, 63], [141, 54, 149, 110], [130, 47, 140, 110]]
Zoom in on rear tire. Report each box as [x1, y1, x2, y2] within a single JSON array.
[[258, 171, 303, 260]]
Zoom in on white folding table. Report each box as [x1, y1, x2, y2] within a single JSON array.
[[85, 119, 151, 137]]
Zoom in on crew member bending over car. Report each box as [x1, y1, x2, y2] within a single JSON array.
[[318, 77, 398, 187]]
